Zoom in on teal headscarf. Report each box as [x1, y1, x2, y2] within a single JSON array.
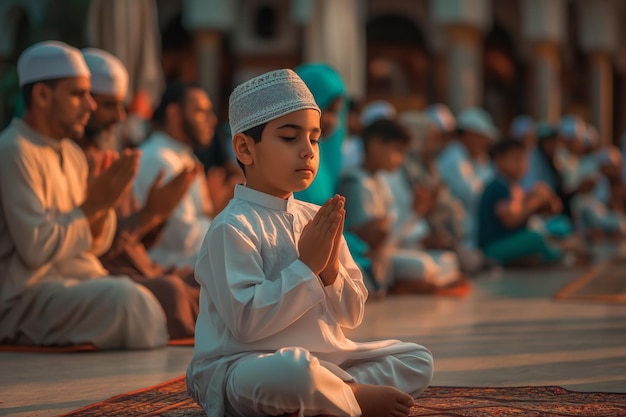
[[294, 63, 346, 205], [294, 64, 372, 273]]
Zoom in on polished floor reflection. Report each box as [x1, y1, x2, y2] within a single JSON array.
[[2, 264, 625, 417]]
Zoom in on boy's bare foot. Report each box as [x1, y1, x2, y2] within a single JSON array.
[[349, 383, 414, 417]]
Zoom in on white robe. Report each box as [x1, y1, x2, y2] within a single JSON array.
[[187, 185, 433, 416], [0, 119, 167, 348], [437, 141, 494, 245], [134, 131, 212, 267], [339, 167, 460, 288]]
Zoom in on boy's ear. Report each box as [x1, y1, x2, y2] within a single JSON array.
[[233, 133, 254, 167]]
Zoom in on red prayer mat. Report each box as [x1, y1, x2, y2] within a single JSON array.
[[0, 338, 194, 353], [58, 375, 626, 417]]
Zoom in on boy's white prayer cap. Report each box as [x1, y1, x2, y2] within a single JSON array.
[[360, 100, 397, 128], [18, 41, 90, 86], [229, 69, 320, 135], [82, 48, 129, 97], [558, 114, 586, 141], [426, 103, 456, 133], [457, 107, 498, 141]]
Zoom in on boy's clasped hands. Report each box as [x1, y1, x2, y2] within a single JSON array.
[[298, 195, 346, 286]]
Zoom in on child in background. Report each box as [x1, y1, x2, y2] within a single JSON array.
[[187, 69, 433, 417], [571, 146, 626, 240], [478, 139, 563, 266], [339, 119, 466, 295]]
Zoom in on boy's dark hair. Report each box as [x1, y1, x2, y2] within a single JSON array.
[[235, 123, 267, 173], [22, 79, 59, 109], [361, 119, 410, 149], [152, 81, 203, 126], [490, 138, 526, 160]]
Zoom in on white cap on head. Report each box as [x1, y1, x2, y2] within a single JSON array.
[[558, 114, 586, 142], [510, 115, 534, 140], [426, 103, 456, 133], [82, 48, 129, 97], [457, 107, 498, 141], [360, 100, 397, 127], [18, 41, 90, 86], [229, 69, 320, 135]]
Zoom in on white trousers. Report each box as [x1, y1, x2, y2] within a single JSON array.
[[392, 249, 460, 287], [224, 345, 434, 417], [3, 277, 169, 349]]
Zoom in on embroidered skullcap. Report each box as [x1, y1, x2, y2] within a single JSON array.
[[558, 114, 586, 141], [361, 100, 397, 127], [510, 115, 534, 140], [229, 69, 320, 135], [82, 48, 129, 97], [426, 103, 456, 133], [18, 41, 90, 86], [457, 107, 498, 141]]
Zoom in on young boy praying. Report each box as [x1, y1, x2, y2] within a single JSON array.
[[477, 139, 563, 266], [186, 69, 434, 417]]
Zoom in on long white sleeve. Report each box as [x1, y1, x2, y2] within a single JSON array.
[[437, 146, 484, 210], [200, 222, 327, 343], [322, 236, 367, 329], [0, 140, 93, 269]]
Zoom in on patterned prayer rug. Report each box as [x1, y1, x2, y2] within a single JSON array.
[[555, 257, 626, 303], [0, 338, 194, 353], [58, 375, 626, 416]]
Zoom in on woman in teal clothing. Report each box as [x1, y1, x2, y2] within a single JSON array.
[[294, 63, 379, 293], [294, 63, 346, 205]]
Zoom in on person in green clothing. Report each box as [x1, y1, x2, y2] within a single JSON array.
[[477, 139, 563, 266], [294, 63, 345, 205], [293, 63, 380, 293]]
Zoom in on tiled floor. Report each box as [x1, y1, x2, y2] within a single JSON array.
[[2, 263, 626, 416]]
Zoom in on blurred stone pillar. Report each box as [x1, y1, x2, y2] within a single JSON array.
[[430, 0, 491, 114], [182, 0, 235, 103], [529, 40, 561, 124], [578, 0, 618, 146], [302, 0, 365, 99], [521, 0, 566, 124]]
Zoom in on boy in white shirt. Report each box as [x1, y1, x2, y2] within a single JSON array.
[[186, 69, 433, 417]]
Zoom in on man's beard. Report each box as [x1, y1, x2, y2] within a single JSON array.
[[83, 124, 118, 151]]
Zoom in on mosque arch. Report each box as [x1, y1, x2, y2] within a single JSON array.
[[366, 14, 432, 111]]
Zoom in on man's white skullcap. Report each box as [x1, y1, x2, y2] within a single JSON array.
[[360, 100, 397, 128], [18, 41, 90, 87], [558, 115, 586, 141], [457, 107, 498, 141], [229, 69, 320, 135], [510, 115, 534, 140], [426, 103, 456, 133], [82, 48, 129, 96]]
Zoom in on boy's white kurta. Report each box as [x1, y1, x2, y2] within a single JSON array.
[[187, 185, 433, 417], [0, 119, 168, 349]]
